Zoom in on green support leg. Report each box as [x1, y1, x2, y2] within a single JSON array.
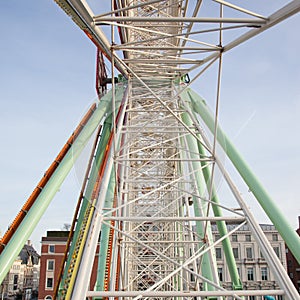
[[184, 87, 300, 264], [0, 93, 115, 284], [58, 117, 113, 298], [181, 111, 219, 292], [196, 133, 242, 290], [95, 169, 116, 293], [57, 85, 126, 297]]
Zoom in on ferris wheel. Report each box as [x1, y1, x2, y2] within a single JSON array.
[[1, 1, 300, 299]]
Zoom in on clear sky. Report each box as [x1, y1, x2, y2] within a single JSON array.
[[0, 1, 300, 251]]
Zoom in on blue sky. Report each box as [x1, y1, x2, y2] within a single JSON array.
[[0, 1, 300, 251]]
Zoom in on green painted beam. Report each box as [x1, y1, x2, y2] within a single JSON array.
[[181, 111, 218, 291], [184, 87, 300, 264], [57, 85, 126, 297], [57, 118, 113, 298], [95, 169, 115, 292], [0, 91, 116, 284], [195, 130, 242, 290]]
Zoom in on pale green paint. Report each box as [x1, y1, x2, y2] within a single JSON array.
[[185, 87, 300, 265], [0, 85, 126, 286], [0, 95, 111, 284], [58, 118, 113, 298], [57, 86, 125, 297], [181, 111, 218, 291], [95, 169, 116, 292], [194, 122, 242, 290]]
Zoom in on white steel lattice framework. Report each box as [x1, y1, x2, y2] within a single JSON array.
[[1, 0, 300, 300], [42, 0, 300, 299]]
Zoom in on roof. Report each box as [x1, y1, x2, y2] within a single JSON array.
[[19, 243, 40, 265]]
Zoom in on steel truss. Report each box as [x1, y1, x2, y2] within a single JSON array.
[[60, 1, 300, 299], [1, 1, 300, 300]]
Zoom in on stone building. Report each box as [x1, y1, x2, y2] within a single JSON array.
[[37, 224, 288, 300], [211, 223, 286, 300], [0, 240, 40, 299]]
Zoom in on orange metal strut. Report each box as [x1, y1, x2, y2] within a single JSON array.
[[0, 103, 97, 254], [53, 123, 103, 299]]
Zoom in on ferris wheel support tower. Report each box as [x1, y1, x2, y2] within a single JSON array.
[[1, 1, 300, 299]]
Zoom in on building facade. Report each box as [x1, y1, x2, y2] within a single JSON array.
[[211, 223, 286, 300], [38, 224, 288, 300], [38, 231, 99, 300], [286, 216, 300, 293], [38, 231, 69, 300], [0, 240, 40, 299]]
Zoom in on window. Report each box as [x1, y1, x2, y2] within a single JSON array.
[[46, 277, 54, 290], [45, 296, 53, 300], [272, 234, 278, 241], [261, 267, 268, 281], [245, 234, 251, 242], [48, 245, 55, 253], [47, 260, 54, 271], [218, 267, 223, 282], [290, 272, 294, 279], [215, 234, 220, 242], [273, 246, 280, 258], [247, 268, 254, 281], [216, 248, 222, 260], [190, 268, 195, 282], [13, 274, 18, 290], [233, 248, 239, 259], [232, 234, 238, 242], [246, 247, 253, 259], [248, 296, 255, 300]]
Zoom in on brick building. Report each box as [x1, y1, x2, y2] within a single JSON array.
[[286, 216, 300, 293], [38, 231, 99, 300], [39, 223, 291, 299]]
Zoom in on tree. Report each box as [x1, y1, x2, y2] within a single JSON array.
[[62, 223, 71, 231]]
